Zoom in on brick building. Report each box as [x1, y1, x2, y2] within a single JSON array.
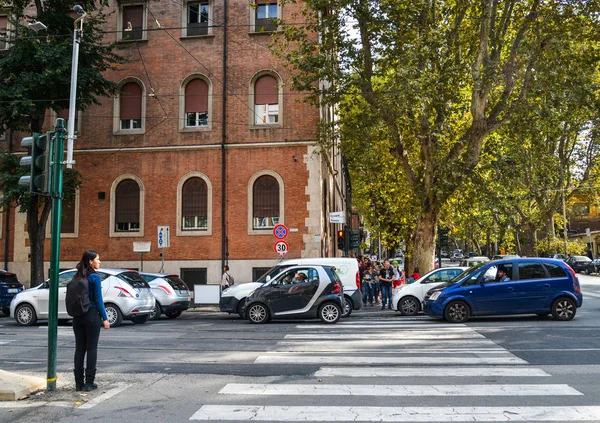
[[0, 0, 351, 288]]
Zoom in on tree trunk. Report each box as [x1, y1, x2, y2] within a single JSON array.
[[27, 195, 51, 287], [412, 210, 438, 275]]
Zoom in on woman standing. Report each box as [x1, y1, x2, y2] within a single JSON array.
[[73, 250, 110, 391]]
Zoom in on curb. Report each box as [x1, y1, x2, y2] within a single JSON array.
[[0, 369, 45, 401]]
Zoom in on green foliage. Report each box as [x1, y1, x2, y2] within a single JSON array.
[[0, 0, 125, 133], [535, 237, 586, 257]]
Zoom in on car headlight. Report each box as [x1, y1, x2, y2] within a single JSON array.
[[247, 290, 256, 298], [429, 291, 441, 301]]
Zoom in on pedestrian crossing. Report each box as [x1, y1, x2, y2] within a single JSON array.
[[190, 316, 600, 422]]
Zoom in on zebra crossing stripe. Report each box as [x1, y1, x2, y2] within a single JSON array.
[[296, 323, 466, 329], [190, 405, 600, 421], [276, 339, 497, 348], [219, 383, 581, 396], [267, 348, 508, 354], [285, 332, 486, 339], [255, 355, 528, 365], [314, 366, 551, 377]]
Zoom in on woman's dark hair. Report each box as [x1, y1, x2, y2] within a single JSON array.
[[76, 250, 98, 278]]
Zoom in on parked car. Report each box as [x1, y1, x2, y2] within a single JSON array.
[[220, 257, 361, 318], [0, 270, 25, 316], [423, 258, 582, 323], [565, 255, 592, 273], [584, 258, 600, 275], [492, 254, 521, 260], [392, 267, 467, 315], [139, 272, 191, 320], [459, 256, 490, 267], [549, 254, 566, 261], [440, 251, 449, 258], [244, 265, 344, 324], [450, 252, 464, 262], [10, 268, 154, 327]]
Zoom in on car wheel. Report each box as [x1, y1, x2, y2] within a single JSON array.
[[551, 297, 577, 321], [237, 298, 246, 319], [399, 296, 420, 316], [247, 303, 269, 324], [131, 315, 149, 324], [149, 301, 162, 321], [319, 302, 341, 324], [165, 310, 183, 319], [341, 296, 353, 318], [105, 303, 123, 327], [444, 301, 470, 323], [2, 307, 10, 316], [15, 304, 37, 326]]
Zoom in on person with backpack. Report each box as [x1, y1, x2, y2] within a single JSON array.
[[221, 265, 234, 288], [69, 250, 109, 392]]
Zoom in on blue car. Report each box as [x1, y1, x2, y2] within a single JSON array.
[[0, 270, 24, 316], [423, 258, 582, 323]]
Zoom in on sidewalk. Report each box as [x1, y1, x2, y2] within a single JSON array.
[[0, 370, 45, 401]]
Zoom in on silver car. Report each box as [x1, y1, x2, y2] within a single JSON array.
[[139, 272, 191, 320], [10, 268, 155, 327]]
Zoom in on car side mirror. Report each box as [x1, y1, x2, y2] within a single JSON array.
[[480, 277, 489, 285], [266, 276, 271, 282], [41, 281, 49, 289]]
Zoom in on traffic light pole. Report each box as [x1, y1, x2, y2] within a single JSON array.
[[47, 118, 65, 391]]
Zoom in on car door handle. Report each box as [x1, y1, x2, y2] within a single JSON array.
[[543, 284, 551, 289], [507, 287, 514, 292]]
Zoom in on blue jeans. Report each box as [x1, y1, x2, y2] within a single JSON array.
[[380, 284, 392, 308], [373, 283, 380, 302], [362, 281, 374, 304]]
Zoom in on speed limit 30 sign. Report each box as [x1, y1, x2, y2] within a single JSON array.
[[274, 240, 289, 256]]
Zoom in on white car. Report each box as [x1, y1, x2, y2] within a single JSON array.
[[10, 268, 155, 327], [220, 257, 362, 318], [392, 267, 467, 315], [139, 272, 191, 320], [459, 256, 490, 267]]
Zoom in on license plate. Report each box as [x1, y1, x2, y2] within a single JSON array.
[[8, 288, 19, 293], [137, 288, 151, 293], [179, 290, 189, 295]]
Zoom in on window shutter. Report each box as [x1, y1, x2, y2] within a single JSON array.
[[182, 177, 207, 217], [0, 16, 7, 34], [255, 0, 275, 4], [254, 75, 278, 105], [185, 79, 209, 113], [120, 83, 142, 120], [253, 175, 279, 218], [115, 180, 140, 225]]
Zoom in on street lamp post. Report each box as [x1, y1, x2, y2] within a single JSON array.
[[66, 5, 86, 169]]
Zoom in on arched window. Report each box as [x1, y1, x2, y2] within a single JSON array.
[[120, 82, 142, 130], [115, 179, 140, 232], [182, 177, 208, 230], [254, 75, 279, 125], [185, 79, 209, 128], [252, 175, 279, 229]]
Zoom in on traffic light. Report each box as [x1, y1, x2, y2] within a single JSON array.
[[337, 230, 345, 250], [439, 227, 450, 248], [18, 133, 52, 194]]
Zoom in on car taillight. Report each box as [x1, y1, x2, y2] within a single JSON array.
[[158, 285, 173, 295], [171, 301, 179, 305], [566, 265, 581, 292], [356, 271, 360, 289], [115, 286, 134, 297], [333, 283, 341, 294]]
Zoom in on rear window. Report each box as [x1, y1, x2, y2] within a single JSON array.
[[0, 273, 20, 284], [324, 266, 342, 284], [141, 274, 158, 282], [518, 263, 547, 280], [543, 263, 568, 278], [117, 271, 150, 289], [164, 276, 188, 290]]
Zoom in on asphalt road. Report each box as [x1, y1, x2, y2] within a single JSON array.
[[1, 273, 600, 422]]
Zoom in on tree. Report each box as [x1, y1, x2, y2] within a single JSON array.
[[0, 0, 124, 285], [276, 0, 599, 272]]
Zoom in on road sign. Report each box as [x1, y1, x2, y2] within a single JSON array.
[[273, 224, 289, 239], [329, 211, 345, 224], [158, 226, 170, 248], [274, 240, 289, 256]]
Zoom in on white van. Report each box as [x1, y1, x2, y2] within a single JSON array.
[[219, 258, 362, 318]]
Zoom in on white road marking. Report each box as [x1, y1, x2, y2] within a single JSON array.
[[285, 332, 486, 339], [78, 382, 130, 409], [220, 383, 581, 396], [276, 339, 498, 348], [583, 291, 600, 299], [268, 348, 508, 354], [296, 323, 466, 329], [255, 355, 528, 365], [314, 366, 551, 377], [190, 405, 600, 421]]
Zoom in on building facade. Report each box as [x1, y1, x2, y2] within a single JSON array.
[[0, 0, 351, 289]]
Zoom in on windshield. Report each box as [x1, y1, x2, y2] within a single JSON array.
[[256, 265, 294, 283], [447, 263, 488, 285]]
